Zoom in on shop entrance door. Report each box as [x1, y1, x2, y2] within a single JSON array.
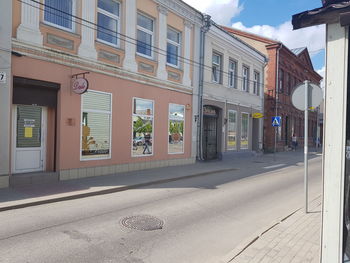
[[12, 105, 47, 173], [203, 115, 218, 160]]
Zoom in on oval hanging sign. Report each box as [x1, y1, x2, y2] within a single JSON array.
[[252, 112, 264, 118], [72, 78, 89, 94]]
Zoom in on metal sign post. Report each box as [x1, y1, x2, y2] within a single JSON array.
[[291, 81, 322, 214], [304, 80, 309, 213]]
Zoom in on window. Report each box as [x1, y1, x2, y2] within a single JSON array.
[[44, 0, 74, 31], [132, 98, 154, 156], [81, 91, 112, 160], [279, 69, 284, 93], [169, 104, 185, 154], [241, 113, 249, 150], [228, 59, 237, 88], [286, 73, 290, 95], [97, 0, 120, 46], [242, 66, 249, 92], [227, 110, 237, 149], [137, 13, 154, 58], [212, 52, 222, 84], [167, 28, 181, 67], [253, 71, 260, 95]]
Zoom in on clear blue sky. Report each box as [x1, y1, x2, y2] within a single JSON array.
[[233, 0, 325, 71]]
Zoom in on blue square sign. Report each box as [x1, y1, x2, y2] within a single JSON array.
[[272, 116, 281, 127]]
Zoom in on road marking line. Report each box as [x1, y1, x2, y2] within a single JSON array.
[[263, 164, 285, 169]]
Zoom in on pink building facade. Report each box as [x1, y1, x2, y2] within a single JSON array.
[[1, 0, 203, 187]]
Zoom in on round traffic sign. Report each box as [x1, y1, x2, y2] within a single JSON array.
[[291, 82, 323, 111]]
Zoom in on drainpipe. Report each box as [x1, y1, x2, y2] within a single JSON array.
[[261, 58, 268, 152], [274, 43, 282, 159], [197, 14, 211, 161]]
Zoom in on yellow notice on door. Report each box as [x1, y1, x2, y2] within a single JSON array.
[[24, 127, 33, 138]]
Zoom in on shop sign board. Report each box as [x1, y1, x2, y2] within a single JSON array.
[[252, 113, 264, 118], [72, 78, 89, 94]]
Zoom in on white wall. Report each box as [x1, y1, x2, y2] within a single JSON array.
[[0, 0, 12, 186]]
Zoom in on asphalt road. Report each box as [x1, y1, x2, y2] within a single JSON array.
[[0, 155, 322, 263]]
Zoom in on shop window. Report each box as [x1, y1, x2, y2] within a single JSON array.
[[132, 98, 154, 156], [97, 0, 120, 46], [81, 90, 112, 160], [242, 66, 249, 92], [227, 110, 237, 150], [167, 27, 181, 67], [168, 104, 185, 154], [241, 113, 249, 149], [228, 59, 237, 89], [253, 71, 260, 95], [137, 13, 154, 58], [212, 52, 222, 84], [44, 0, 75, 31]]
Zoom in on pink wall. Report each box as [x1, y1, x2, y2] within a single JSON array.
[[12, 57, 193, 170]]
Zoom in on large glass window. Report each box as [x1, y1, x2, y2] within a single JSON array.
[[81, 91, 112, 160], [212, 52, 222, 84], [169, 104, 185, 154], [227, 110, 237, 150], [241, 113, 249, 150], [137, 13, 154, 58], [44, 0, 74, 31], [97, 0, 120, 46], [167, 28, 181, 67], [242, 66, 249, 92], [228, 59, 237, 89], [253, 71, 260, 95], [132, 98, 154, 156]]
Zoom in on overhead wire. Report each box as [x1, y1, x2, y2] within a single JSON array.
[[18, 0, 322, 91]]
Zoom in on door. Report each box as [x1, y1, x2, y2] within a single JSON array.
[[203, 115, 218, 160], [12, 105, 46, 173]]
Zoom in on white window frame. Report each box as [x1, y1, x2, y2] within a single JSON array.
[[136, 13, 154, 59], [240, 112, 249, 150], [97, 0, 121, 47], [228, 59, 237, 89], [166, 27, 181, 68], [132, 97, 155, 157], [43, 0, 76, 32], [80, 90, 113, 161], [242, 66, 249, 92], [227, 110, 237, 150], [212, 52, 222, 84], [253, 71, 260, 95], [168, 103, 185, 154]]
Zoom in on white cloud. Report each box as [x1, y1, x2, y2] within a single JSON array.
[[183, 0, 243, 26], [317, 66, 325, 89], [232, 21, 325, 56]]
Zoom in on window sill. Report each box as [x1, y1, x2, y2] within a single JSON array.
[[136, 52, 156, 62], [96, 40, 123, 51], [40, 22, 79, 37]]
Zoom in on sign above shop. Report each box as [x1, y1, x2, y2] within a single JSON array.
[[252, 113, 264, 119], [72, 78, 89, 94], [71, 72, 90, 95]]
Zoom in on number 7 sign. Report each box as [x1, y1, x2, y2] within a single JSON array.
[[0, 72, 6, 83]]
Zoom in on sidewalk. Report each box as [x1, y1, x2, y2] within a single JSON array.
[[222, 196, 322, 263], [0, 150, 321, 214]]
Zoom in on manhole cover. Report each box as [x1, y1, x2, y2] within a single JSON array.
[[121, 215, 164, 231]]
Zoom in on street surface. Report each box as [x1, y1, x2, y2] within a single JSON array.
[[0, 154, 322, 263]]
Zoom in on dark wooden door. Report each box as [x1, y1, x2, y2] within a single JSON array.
[[203, 115, 217, 160]]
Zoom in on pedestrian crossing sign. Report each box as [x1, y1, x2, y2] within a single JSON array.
[[272, 116, 281, 127]]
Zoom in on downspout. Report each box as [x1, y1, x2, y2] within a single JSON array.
[[274, 43, 283, 157], [197, 14, 211, 161], [261, 58, 269, 151]]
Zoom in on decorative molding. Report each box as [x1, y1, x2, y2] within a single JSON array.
[[154, 0, 202, 25], [184, 20, 193, 29], [157, 5, 168, 16], [168, 71, 181, 81], [47, 33, 74, 50], [138, 62, 155, 73], [98, 50, 120, 64]]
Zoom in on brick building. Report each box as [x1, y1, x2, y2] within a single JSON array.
[[222, 27, 322, 152]]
